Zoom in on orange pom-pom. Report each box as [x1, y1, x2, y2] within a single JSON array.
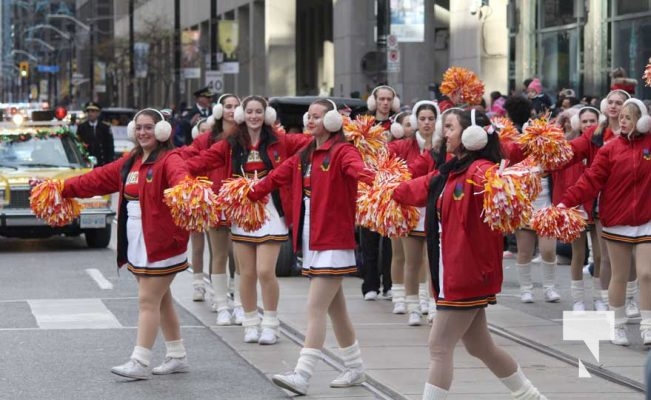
[[343, 114, 388, 166], [356, 155, 418, 237], [164, 177, 220, 232], [532, 205, 586, 242], [644, 57, 651, 87], [29, 179, 83, 226], [216, 175, 268, 232], [518, 117, 573, 170], [440, 66, 485, 106], [491, 116, 519, 141], [470, 161, 538, 233]]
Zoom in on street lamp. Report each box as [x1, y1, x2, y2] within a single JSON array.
[[24, 38, 55, 52], [46, 14, 91, 32], [25, 24, 71, 40], [10, 49, 38, 62]]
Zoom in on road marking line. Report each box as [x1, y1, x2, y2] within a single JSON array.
[[28, 298, 121, 329], [86, 268, 113, 290]]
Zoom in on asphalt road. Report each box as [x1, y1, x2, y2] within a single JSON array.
[[0, 235, 288, 400]]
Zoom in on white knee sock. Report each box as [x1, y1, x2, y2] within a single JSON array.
[[406, 295, 420, 313], [242, 311, 260, 327], [233, 272, 242, 307], [626, 279, 638, 300], [211, 273, 229, 311], [640, 311, 651, 332], [261, 310, 279, 331], [516, 263, 533, 293], [592, 277, 602, 300], [192, 273, 204, 287], [501, 366, 544, 399], [419, 282, 430, 303], [164, 339, 186, 358], [423, 382, 448, 400], [295, 348, 322, 379], [541, 261, 556, 289], [392, 283, 405, 304], [610, 305, 626, 325], [130, 346, 152, 366], [340, 340, 363, 370], [570, 280, 584, 303]]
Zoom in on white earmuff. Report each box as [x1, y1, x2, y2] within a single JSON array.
[[127, 108, 172, 142], [623, 98, 651, 134], [322, 99, 343, 132], [233, 98, 277, 126], [570, 107, 605, 131], [205, 115, 215, 129], [303, 112, 309, 130], [212, 104, 223, 120], [409, 100, 441, 133], [390, 122, 404, 139], [601, 89, 632, 114], [461, 109, 488, 151], [366, 85, 401, 113], [191, 125, 199, 140]]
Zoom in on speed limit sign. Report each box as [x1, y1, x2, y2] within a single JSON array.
[[205, 70, 224, 93]]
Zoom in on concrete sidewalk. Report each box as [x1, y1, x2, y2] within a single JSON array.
[[172, 270, 646, 400]]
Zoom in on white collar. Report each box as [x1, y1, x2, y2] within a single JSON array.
[[416, 131, 426, 151]]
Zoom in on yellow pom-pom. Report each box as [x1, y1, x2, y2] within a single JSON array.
[[164, 177, 220, 232], [440, 66, 485, 106], [356, 155, 418, 237], [518, 117, 573, 170], [29, 179, 83, 226], [644, 57, 651, 87], [532, 205, 586, 242], [343, 114, 388, 167], [216, 175, 268, 232]]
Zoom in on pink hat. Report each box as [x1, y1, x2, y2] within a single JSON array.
[[527, 78, 542, 94]]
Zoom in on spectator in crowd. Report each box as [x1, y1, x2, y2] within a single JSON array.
[[76, 102, 115, 166]]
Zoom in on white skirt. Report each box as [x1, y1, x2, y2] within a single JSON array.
[[301, 197, 357, 277], [409, 206, 426, 236], [125, 201, 188, 275], [231, 193, 289, 243], [532, 177, 551, 212], [602, 220, 651, 244]]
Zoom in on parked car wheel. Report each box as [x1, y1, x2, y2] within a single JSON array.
[[84, 225, 112, 248]]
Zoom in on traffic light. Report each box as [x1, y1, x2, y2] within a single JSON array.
[[19, 61, 29, 78]]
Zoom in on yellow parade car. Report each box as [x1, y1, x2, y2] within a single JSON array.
[[0, 110, 115, 248]]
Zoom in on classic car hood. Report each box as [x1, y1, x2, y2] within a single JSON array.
[[0, 167, 91, 185]]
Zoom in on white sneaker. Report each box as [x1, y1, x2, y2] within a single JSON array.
[[272, 371, 309, 395], [611, 324, 629, 346], [625, 298, 641, 319], [392, 302, 406, 314], [572, 301, 585, 312], [216, 309, 233, 326], [420, 300, 429, 315], [152, 356, 189, 375], [330, 368, 366, 387], [544, 287, 561, 303], [408, 311, 422, 326], [243, 326, 260, 343], [111, 359, 150, 380], [210, 302, 219, 312], [642, 329, 651, 345], [593, 298, 608, 311], [258, 327, 278, 345], [381, 290, 393, 300], [532, 255, 542, 263], [427, 310, 436, 324], [192, 286, 205, 302], [364, 291, 378, 301], [232, 306, 244, 325], [520, 292, 534, 303]]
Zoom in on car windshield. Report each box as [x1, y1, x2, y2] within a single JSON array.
[[0, 135, 85, 168]]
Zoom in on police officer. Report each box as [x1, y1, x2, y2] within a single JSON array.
[[76, 102, 115, 166]]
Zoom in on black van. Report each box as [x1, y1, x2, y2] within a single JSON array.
[[269, 96, 367, 132]]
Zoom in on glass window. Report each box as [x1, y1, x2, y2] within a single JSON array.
[[538, 29, 580, 95], [612, 17, 651, 99], [615, 0, 650, 15], [540, 0, 575, 28]]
